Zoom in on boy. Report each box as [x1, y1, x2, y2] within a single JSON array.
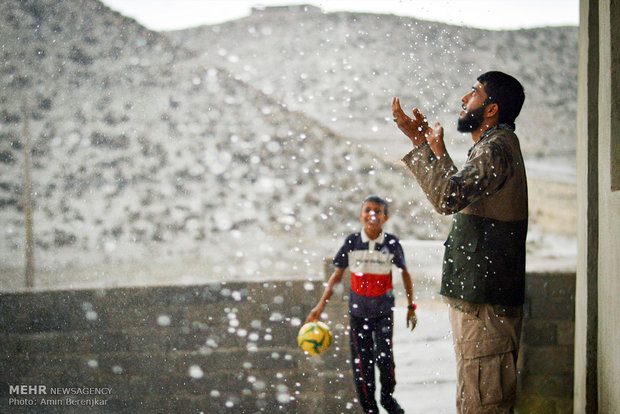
[[305, 195, 417, 414]]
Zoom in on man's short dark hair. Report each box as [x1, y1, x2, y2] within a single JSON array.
[[477, 71, 525, 129], [362, 195, 389, 215]]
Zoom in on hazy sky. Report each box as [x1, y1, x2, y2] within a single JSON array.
[[101, 0, 579, 31]]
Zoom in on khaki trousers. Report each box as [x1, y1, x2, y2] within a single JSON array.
[[449, 303, 523, 414]]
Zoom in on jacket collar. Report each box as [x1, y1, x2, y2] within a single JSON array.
[[361, 229, 385, 245], [468, 123, 515, 157]]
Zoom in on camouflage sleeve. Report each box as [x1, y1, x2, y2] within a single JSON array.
[[401, 138, 513, 215], [401, 142, 459, 214]]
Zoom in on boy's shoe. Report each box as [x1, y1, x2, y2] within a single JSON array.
[[381, 396, 405, 414], [386, 405, 405, 414]]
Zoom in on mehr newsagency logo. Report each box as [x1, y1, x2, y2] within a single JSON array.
[[7, 384, 112, 407]]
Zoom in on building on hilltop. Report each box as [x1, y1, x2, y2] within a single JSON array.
[[251, 4, 321, 15]]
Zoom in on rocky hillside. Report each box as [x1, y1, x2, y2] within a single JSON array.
[[168, 6, 578, 163], [0, 0, 439, 277]]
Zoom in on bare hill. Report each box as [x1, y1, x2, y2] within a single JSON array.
[[1, 0, 442, 281], [168, 6, 578, 169]]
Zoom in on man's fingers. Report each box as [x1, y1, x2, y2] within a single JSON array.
[[391, 97, 398, 110], [392, 98, 411, 118], [392, 99, 427, 125], [392, 98, 404, 116], [412, 108, 427, 124]]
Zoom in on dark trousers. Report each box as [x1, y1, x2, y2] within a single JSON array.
[[349, 313, 403, 414]]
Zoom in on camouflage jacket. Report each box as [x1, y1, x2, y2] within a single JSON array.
[[402, 125, 528, 306]]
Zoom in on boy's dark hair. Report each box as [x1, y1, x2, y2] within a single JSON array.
[[477, 71, 525, 129], [362, 195, 389, 215]]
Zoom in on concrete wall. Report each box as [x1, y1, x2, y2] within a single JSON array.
[[517, 273, 576, 413], [575, 1, 599, 412], [0, 281, 356, 413], [594, 1, 620, 412], [0, 269, 577, 413], [576, 1, 620, 413]]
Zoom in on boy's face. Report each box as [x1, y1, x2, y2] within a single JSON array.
[[359, 201, 388, 234]]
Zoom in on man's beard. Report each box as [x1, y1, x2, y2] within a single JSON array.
[[457, 104, 486, 132]]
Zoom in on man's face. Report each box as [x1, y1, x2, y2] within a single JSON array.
[[457, 82, 489, 132]]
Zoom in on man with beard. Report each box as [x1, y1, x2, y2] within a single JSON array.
[[391, 71, 527, 413]]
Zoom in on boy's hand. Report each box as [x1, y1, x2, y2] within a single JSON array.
[[406, 309, 417, 331], [305, 305, 323, 324]]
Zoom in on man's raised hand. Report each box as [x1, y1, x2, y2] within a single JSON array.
[[391, 97, 430, 147], [427, 121, 447, 158]]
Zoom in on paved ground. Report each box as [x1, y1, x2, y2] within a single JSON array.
[[391, 302, 457, 413]]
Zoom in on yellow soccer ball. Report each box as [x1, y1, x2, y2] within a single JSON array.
[[297, 321, 333, 356]]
